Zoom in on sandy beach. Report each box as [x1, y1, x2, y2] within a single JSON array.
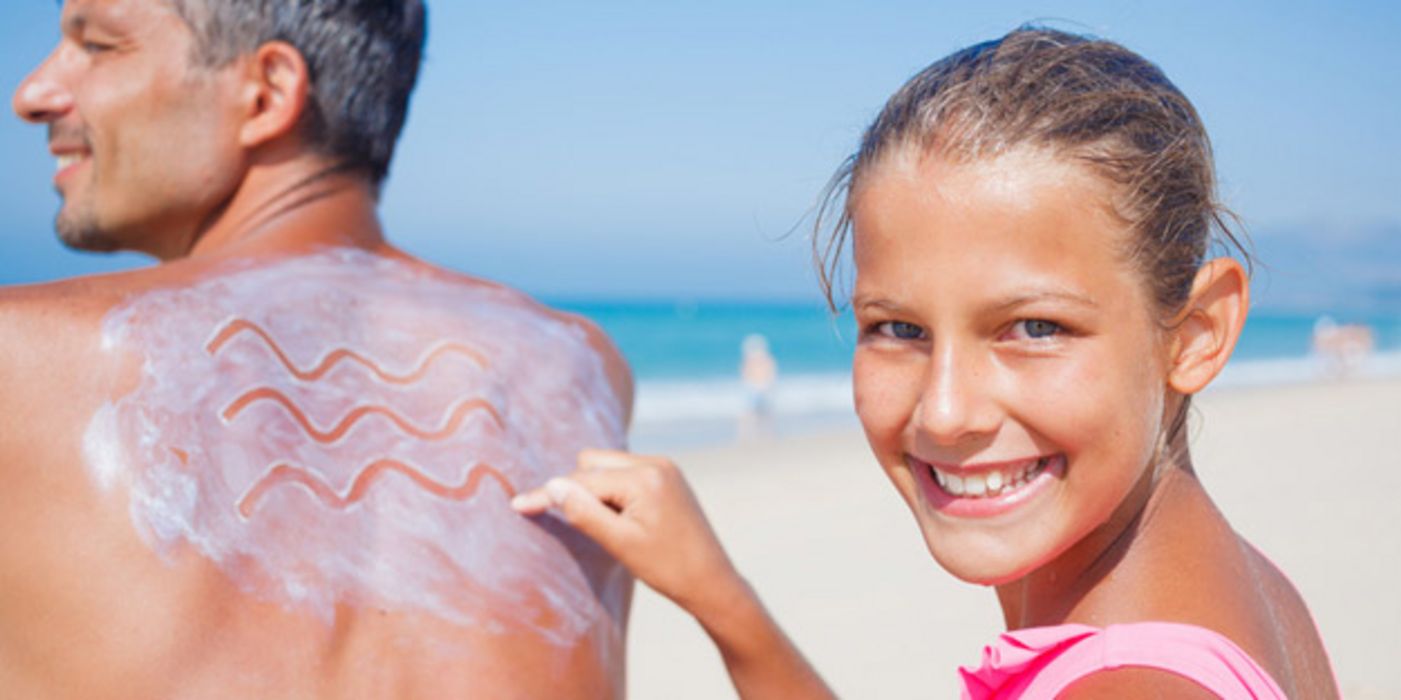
[[625, 377, 1401, 699]]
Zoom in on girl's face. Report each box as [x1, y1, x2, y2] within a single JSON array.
[[850, 148, 1171, 585]]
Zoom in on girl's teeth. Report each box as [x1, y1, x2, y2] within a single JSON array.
[[931, 456, 1055, 499], [946, 473, 965, 496], [964, 473, 987, 496], [986, 471, 1003, 492]]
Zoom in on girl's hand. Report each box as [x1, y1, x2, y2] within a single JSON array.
[[510, 448, 739, 617], [513, 448, 835, 700]]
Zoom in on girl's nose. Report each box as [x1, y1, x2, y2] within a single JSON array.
[[912, 343, 1002, 447], [13, 53, 74, 124]]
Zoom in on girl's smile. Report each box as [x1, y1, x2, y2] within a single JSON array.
[[850, 147, 1172, 587], [908, 452, 1065, 519]]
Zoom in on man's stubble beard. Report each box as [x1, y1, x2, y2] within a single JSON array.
[[48, 122, 122, 253], [55, 199, 123, 254]]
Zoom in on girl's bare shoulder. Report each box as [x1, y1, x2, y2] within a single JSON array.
[[1242, 540, 1341, 700], [1111, 473, 1338, 699]]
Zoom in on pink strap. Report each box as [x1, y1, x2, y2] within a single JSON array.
[[1015, 622, 1289, 699]]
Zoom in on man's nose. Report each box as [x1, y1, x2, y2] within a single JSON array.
[[912, 343, 1002, 447], [13, 52, 73, 124]]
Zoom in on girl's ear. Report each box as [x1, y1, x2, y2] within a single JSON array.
[[1167, 257, 1249, 395], [236, 41, 311, 149]]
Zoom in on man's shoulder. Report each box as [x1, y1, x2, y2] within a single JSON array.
[[0, 266, 168, 339], [409, 260, 635, 419], [0, 272, 155, 418], [543, 304, 635, 419], [3, 261, 197, 340], [0, 275, 122, 343]]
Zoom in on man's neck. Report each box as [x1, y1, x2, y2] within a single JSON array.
[[174, 155, 388, 262]]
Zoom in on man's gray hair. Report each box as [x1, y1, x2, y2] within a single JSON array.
[[167, 0, 427, 186]]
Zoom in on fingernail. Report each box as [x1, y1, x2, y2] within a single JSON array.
[[545, 478, 572, 505], [510, 491, 547, 512]]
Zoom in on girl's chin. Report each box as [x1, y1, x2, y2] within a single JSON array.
[[940, 560, 1037, 587], [920, 531, 1049, 586]]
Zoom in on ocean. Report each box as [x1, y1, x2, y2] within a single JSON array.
[[555, 300, 1401, 450]]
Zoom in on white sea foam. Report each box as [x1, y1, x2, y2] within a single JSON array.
[[633, 371, 853, 424], [1213, 349, 1401, 389]]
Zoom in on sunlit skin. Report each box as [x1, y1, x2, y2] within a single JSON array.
[[514, 145, 1340, 698], [849, 148, 1172, 591], [14, 0, 246, 256], [1, 1, 637, 697], [845, 147, 1338, 696]]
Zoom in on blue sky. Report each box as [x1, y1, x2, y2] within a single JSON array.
[[2, 1, 1398, 299]]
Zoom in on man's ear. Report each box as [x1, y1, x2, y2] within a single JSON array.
[[237, 41, 310, 148], [1167, 257, 1250, 395]]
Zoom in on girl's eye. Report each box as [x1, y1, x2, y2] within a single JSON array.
[[874, 321, 925, 340], [1009, 319, 1062, 340]]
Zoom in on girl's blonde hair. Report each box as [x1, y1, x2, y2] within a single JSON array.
[[815, 27, 1251, 314]]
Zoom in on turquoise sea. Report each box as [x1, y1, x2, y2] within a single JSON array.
[[555, 300, 1401, 448]]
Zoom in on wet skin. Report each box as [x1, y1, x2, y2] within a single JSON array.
[[1, 1, 635, 697], [850, 148, 1338, 698]]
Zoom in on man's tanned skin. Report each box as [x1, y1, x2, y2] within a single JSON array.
[[1, 1, 633, 697]]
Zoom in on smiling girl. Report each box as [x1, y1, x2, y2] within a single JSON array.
[[514, 28, 1339, 699]]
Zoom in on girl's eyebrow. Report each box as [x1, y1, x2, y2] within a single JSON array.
[[852, 290, 1098, 316], [989, 289, 1099, 312], [851, 296, 908, 314]]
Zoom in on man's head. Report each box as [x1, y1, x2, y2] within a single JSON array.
[[12, 0, 426, 256], [164, 0, 426, 188]]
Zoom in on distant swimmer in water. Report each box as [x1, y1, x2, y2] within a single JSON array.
[[1312, 315, 1375, 377], [1, 1, 633, 697], [738, 333, 778, 440]]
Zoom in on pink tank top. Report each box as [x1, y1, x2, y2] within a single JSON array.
[[958, 622, 1288, 699]]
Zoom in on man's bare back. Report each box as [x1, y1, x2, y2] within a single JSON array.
[[3, 1, 635, 695], [0, 244, 634, 698]]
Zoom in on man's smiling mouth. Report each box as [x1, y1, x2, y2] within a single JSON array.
[[56, 153, 87, 171], [52, 148, 92, 185]]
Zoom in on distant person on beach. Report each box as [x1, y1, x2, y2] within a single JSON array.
[[515, 28, 1341, 698], [1, 1, 632, 696], [1312, 315, 1375, 377], [738, 333, 777, 440]]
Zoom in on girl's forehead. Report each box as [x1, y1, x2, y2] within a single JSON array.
[[849, 148, 1147, 303], [855, 150, 1124, 244]]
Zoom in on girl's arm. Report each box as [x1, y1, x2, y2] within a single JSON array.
[[512, 449, 835, 700]]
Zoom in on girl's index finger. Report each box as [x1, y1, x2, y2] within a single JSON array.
[[511, 466, 644, 517], [509, 486, 554, 515]]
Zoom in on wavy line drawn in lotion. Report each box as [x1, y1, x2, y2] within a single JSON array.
[[82, 249, 628, 650]]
